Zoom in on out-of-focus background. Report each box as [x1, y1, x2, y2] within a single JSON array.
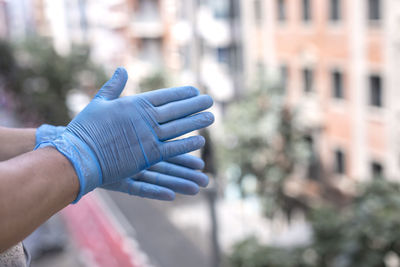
[[1, 0, 400, 266]]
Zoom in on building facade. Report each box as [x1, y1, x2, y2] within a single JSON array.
[[0, 0, 8, 38], [241, 0, 400, 188]]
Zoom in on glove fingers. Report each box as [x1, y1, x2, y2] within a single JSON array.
[[104, 179, 175, 201], [141, 86, 199, 106], [158, 112, 214, 141], [156, 95, 213, 123], [95, 67, 128, 100], [161, 136, 205, 159], [165, 154, 204, 170], [135, 171, 200, 195], [148, 162, 209, 187]]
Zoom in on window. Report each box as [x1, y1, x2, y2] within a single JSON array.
[[334, 149, 346, 175], [368, 0, 381, 21], [212, 0, 231, 19], [302, 0, 312, 22], [279, 64, 288, 92], [369, 74, 383, 107], [332, 70, 344, 99], [277, 0, 286, 22], [254, 0, 263, 25], [329, 0, 341, 22], [305, 135, 320, 180], [371, 161, 384, 179], [302, 67, 314, 92], [217, 47, 230, 64]]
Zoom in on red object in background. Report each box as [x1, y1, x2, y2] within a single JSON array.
[[62, 194, 139, 267]]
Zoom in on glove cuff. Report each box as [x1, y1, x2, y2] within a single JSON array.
[[35, 132, 103, 203], [36, 124, 65, 145]]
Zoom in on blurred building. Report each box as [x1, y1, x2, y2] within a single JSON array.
[[0, 0, 8, 38], [243, 0, 400, 189], [171, 0, 242, 103], [7, 0, 400, 187]]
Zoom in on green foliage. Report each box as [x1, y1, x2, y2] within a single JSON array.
[[229, 180, 400, 267], [0, 37, 107, 125], [313, 180, 400, 267], [229, 237, 312, 267], [222, 78, 400, 267], [218, 82, 309, 217]]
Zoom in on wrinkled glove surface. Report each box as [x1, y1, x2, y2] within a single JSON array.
[[36, 124, 209, 201], [36, 67, 214, 202]]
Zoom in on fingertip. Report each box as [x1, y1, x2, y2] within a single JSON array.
[[196, 136, 206, 148], [187, 184, 200, 195], [204, 112, 215, 125], [199, 173, 209, 187], [203, 94, 214, 108], [186, 86, 200, 96], [197, 159, 205, 170], [116, 66, 128, 75], [161, 190, 176, 201]]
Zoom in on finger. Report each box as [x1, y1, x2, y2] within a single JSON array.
[[156, 95, 213, 123], [161, 136, 205, 159], [148, 162, 209, 187], [94, 67, 128, 100], [166, 154, 205, 170], [104, 179, 175, 201], [158, 112, 214, 141], [135, 171, 200, 195], [140, 86, 199, 106]]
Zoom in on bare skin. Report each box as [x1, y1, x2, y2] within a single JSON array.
[[0, 128, 79, 253], [0, 127, 36, 161]]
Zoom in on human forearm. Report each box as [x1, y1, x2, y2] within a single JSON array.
[[0, 127, 36, 161], [0, 147, 79, 252]]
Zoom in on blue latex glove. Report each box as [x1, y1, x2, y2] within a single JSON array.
[[103, 154, 208, 200], [36, 67, 214, 202], [36, 125, 208, 200], [36, 124, 65, 144]]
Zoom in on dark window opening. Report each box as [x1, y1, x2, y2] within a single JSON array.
[[302, 0, 312, 22], [329, 0, 341, 22], [368, 0, 381, 21], [305, 135, 320, 180], [332, 70, 344, 99], [371, 161, 384, 179], [369, 74, 383, 107], [334, 149, 346, 175], [277, 0, 286, 22], [280, 64, 288, 93], [303, 67, 313, 92], [217, 47, 230, 64]]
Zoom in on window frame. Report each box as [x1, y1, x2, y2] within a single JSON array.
[[329, 0, 341, 22], [368, 0, 381, 22], [302, 67, 314, 93], [369, 74, 383, 108], [333, 148, 346, 175], [277, 0, 287, 22], [371, 160, 384, 179], [302, 0, 312, 23], [331, 69, 344, 99]]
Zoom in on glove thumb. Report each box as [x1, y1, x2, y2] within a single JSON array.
[[95, 67, 128, 100]]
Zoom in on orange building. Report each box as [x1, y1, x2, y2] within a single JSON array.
[[242, 0, 400, 186]]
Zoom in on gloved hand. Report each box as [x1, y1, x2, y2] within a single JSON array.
[[36, 124, 65, 144], [36, 125, 209, 200], [103, 154, 208, 200], [36, 67, 214, 202]]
